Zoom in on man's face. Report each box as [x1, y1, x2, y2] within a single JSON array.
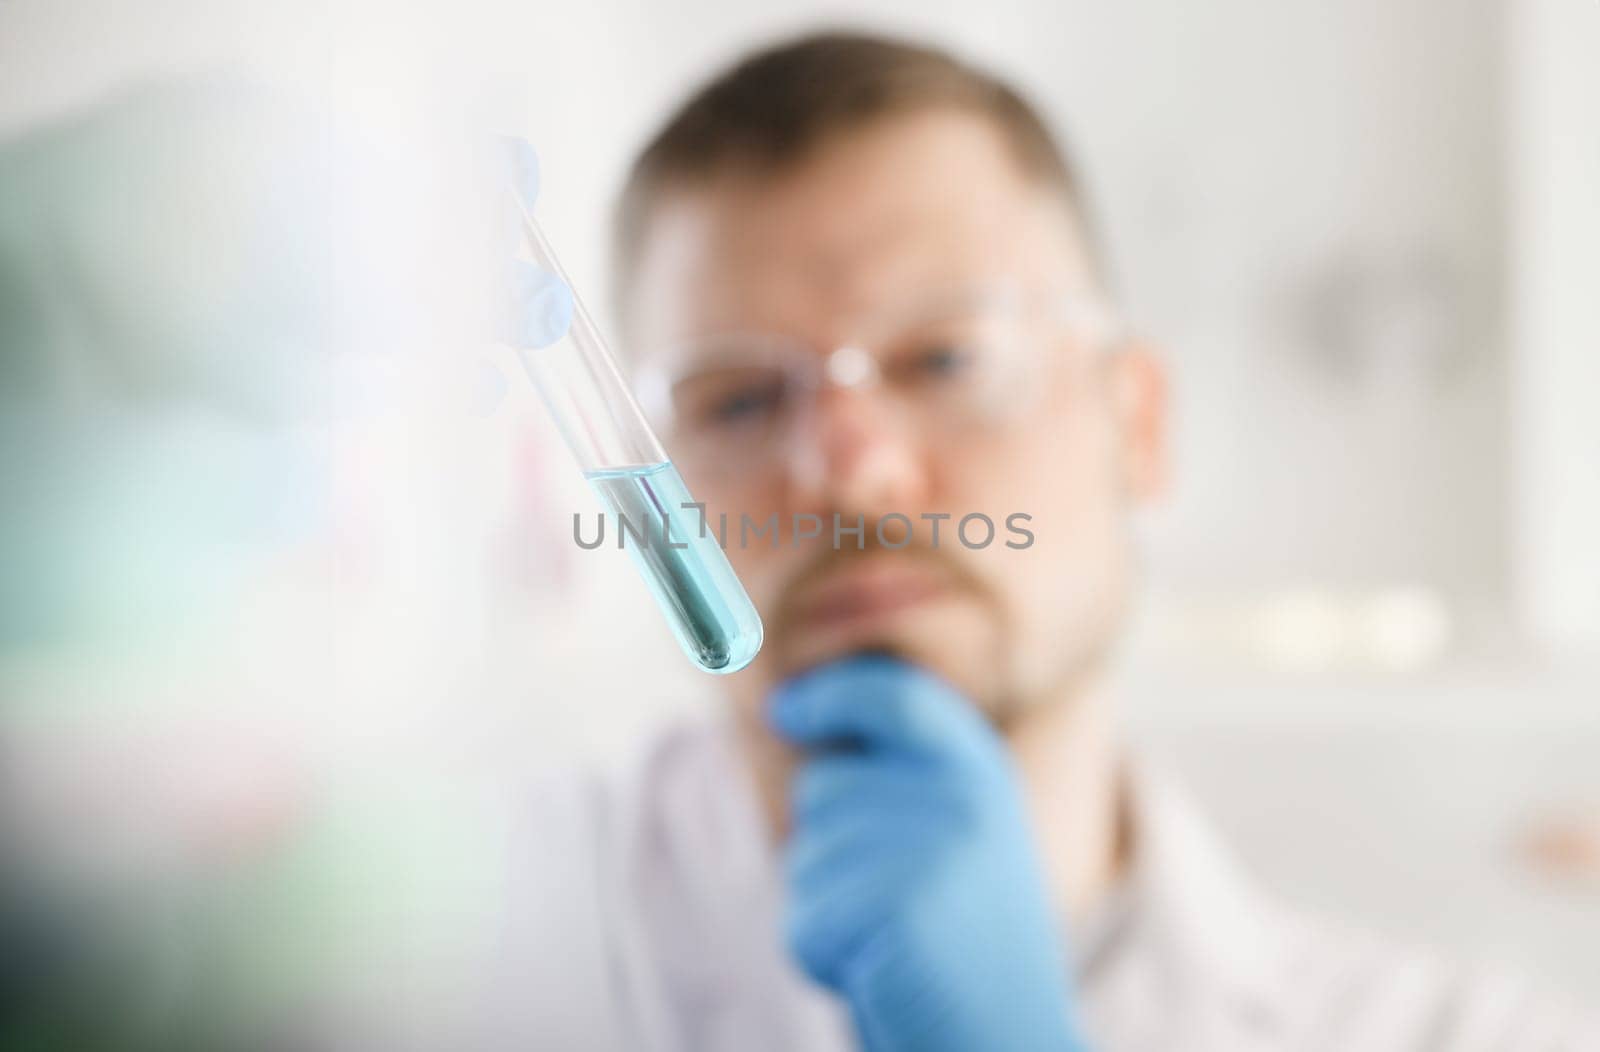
[[626, 109, 1166, 719]]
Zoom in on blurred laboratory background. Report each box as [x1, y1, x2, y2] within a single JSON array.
[[1, 0, 1595, 1042]]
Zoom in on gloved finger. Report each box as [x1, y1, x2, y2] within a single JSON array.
[[793, 753, 959, 826], [785, 875, 869, 989], [786, 807, 943, 892], [768, 654, 991, 762], [503, 258, 573, 350], [784, 851, 922, 990]]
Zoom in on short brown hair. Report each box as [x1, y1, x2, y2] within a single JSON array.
[[613, 30, 1106, 310]]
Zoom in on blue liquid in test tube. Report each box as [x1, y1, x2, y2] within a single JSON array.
[[510, 202, 762, 674], [584, 462, 761, 673]]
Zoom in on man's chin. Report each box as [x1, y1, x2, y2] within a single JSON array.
[[772, 601, 1004, 711]]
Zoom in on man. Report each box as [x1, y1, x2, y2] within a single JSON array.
[[504, 32, 1593, 1051]]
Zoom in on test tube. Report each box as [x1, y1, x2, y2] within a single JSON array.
[[511, 208, 763, 675]]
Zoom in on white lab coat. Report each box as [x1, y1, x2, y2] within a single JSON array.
[[481, 713, 1596, 1051]]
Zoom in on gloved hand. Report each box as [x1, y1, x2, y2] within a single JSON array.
[[769, 655, 1088, 1052]]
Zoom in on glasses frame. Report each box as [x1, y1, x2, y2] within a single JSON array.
[[633, 280, 1125, 476]]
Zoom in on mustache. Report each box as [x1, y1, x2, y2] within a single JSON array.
[[770, 520, 994, 634]]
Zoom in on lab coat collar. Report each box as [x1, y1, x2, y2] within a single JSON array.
[[1078, 759, 1298, 1035]]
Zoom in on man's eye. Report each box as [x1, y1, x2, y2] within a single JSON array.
[[899, 344, 976, 382], [706, 384, 786, 425]]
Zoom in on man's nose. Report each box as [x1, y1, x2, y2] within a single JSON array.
[[788, 384, 929, 516]]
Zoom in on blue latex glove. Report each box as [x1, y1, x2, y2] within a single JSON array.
[[769, 655, 1087, 1052]]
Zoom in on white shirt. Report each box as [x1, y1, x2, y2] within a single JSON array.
[[486, 714, 1596, 1051]]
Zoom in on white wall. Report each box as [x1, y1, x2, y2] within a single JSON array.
[[1510, 0, 1600, 653]]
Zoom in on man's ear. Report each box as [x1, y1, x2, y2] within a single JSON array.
[[1107, 341, 1169, 502]]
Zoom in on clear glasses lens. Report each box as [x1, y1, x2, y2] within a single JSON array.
[[659, 289, 1078, 476]]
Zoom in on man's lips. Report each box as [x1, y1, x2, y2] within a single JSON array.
[[789, 562, 953, 629]]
